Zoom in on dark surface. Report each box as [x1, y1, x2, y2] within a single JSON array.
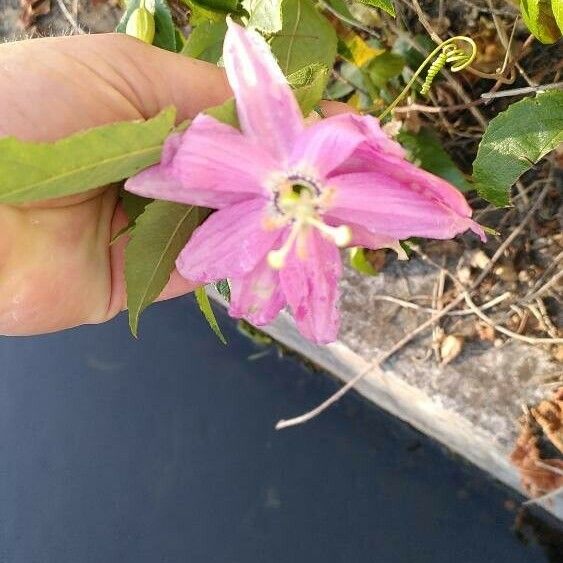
[[0, 296, 561, 563]]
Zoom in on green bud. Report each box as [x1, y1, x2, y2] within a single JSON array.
[[125, 7, 156, 44]]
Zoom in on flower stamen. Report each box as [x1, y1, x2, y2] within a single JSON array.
[[268, 220, 304, 269], [306, 218, 351, 247]]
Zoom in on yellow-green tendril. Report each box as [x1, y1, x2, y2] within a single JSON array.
[[379, 36, 477, 120]]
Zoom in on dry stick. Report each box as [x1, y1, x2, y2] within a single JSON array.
[[481, 82, 563, 99], [392, 99, 486, 114], [276, 185, 551, 430], [55, 0, 85, 34], [526, 269, 563, 303], [463, 293, 563, 345], [371, 291, 511, 316]]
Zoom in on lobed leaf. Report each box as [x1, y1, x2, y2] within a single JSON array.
[[473, 90, 563, 206], [125, 201, 208, 336], [0, 108, 176, 204]]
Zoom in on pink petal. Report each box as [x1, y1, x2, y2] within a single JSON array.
[[345, 222, 407, 259], [125, 133, 185, 202], [126, 115, 275, 209], [223, 20, 303, 161], [289, 114, 370, 178], [176, 199, 283, 284], [326, 167, 485, 241], [228, 259, 286, 326], [279, 229, 341, 344]]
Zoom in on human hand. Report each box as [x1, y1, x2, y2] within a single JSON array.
[[0, 32, 232, 336], [0, 33, 345, 336]]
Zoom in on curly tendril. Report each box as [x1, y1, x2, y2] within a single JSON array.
[[379, 36, 477, 119]]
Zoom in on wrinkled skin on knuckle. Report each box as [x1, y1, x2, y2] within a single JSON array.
[[0, 191, 116, 336]]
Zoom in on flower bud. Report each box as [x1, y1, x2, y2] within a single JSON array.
[[126, 7, 155, 44]]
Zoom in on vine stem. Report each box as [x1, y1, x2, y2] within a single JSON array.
[[378, 36, 477, 120]]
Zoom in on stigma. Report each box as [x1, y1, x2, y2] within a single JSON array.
[[266, 177, 350, 269]]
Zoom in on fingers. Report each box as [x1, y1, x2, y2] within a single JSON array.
[[0, 33, 232, 141]]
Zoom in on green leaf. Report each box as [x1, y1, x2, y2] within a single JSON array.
[[122, 192, 153, 224], [117, 0, 178, 51], [366, 51, 404, 87], [520, 0, 561, 44], [182, 21, 227, 62], [206, 99, 240, 127], [398, 128, 472, 192], [270, 0, 337, 75], [183, 0, 226, 23], [243, 0, 283, 33], [125, 201, 206, 336], [349, 247, 378, 275], [324, 0, 357, 22], [195, 287, 227, 344], [356, 0, 395, 17], [0, 108, 176, 204], [553, 0, 563, 31], [473, 90, 563, 206], [288, 63, 331, 115], [191, 0, 241, 12]]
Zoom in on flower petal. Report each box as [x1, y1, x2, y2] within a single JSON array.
[[345, 222, 407, 259], [228, 259, 286, 326], [279, 229, 341, 344], [223, 19, 303, 161], [289, 114, 369, 178], [127, 115, 276, 209], [326, 167, 485, 241], [176, 199, 283, 284]]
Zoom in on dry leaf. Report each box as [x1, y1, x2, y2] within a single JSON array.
[[510, 414, 563, 497], [475, 321, 495, 342], [440, 334, 464, 365], [18, 0, 50, 30], [531, 389, 563, 454]]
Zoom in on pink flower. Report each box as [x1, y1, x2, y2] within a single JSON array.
[[126, 20, 484, 344]]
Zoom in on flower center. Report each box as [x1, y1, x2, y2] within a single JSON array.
[[266, 172, 351, 269]]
